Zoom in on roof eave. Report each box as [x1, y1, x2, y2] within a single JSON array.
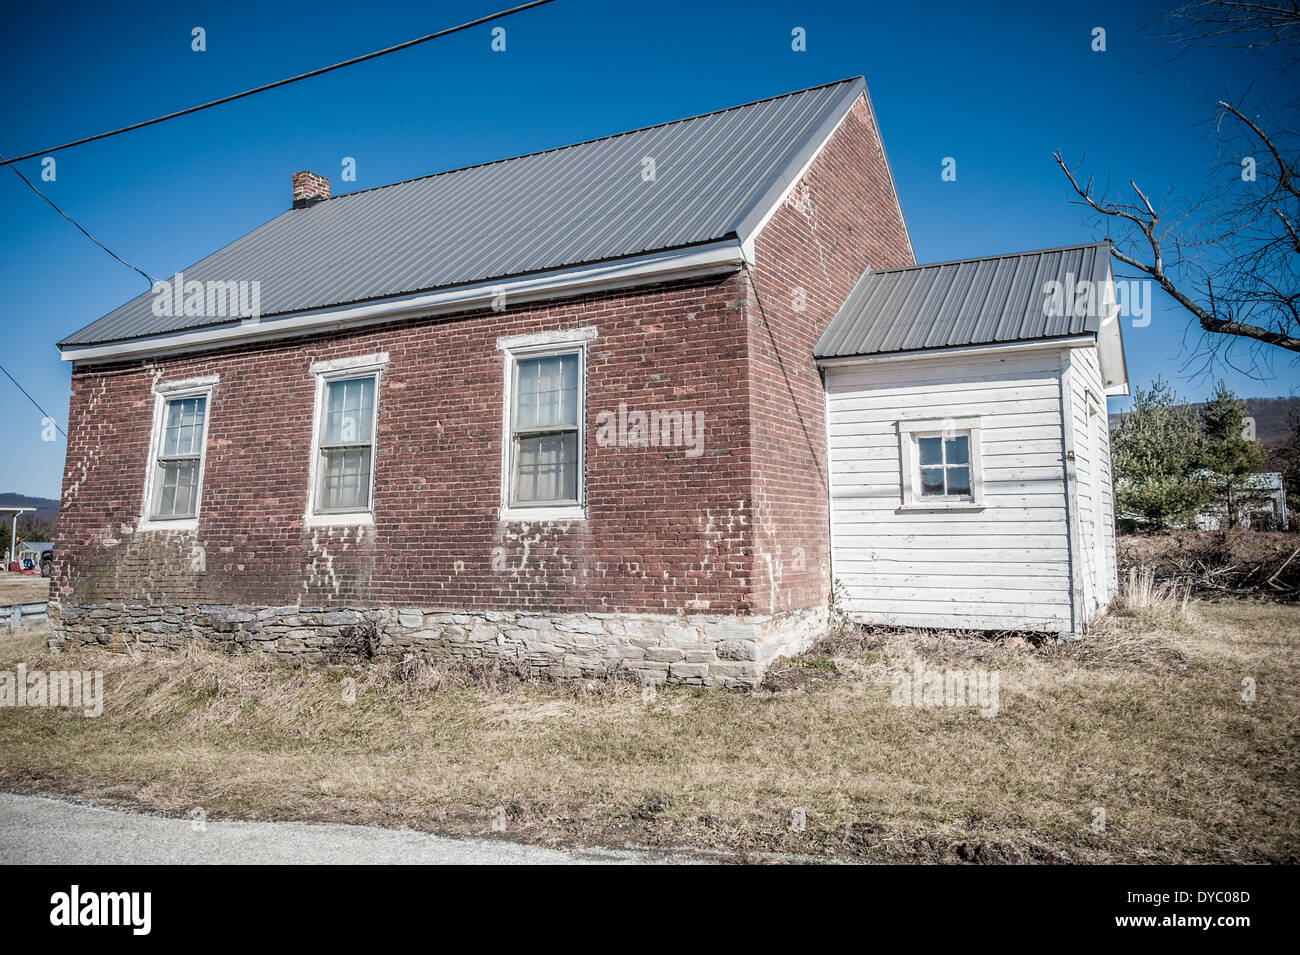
[[814, 333, 1100, 365], [58, 239, 747, 364]]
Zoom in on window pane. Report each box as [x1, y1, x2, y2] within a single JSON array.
[[917, 436, 942, 466], [920, 467, 945, 496], [318, 447, 372, 511], [162, 396, 206, 456], [947, 466, 971, 496], [513, 432, 577, 503], [153, 458, 200, 518], [945, 435, 969, 465], [515, 354, 578, 430], [516, 377, 539, 430], [322, 377, 374, 445]]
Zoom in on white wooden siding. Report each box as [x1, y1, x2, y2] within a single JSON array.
[[1066, 345, 1118, 617], [825, 350, 1075, 632]]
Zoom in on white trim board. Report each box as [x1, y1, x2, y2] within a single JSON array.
[[137, 376, 218, 533], [496, 330, 592, 523], [738, 83, 916, 267], [302, 354, 388, 528], [738, 91, 857, 263], [815, 336, 1097, 369]]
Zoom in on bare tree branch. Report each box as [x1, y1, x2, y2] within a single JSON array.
[[1162, 1, 1300, 49], [1054, 149, 1300, 352], [1219, 100, 1300, 197]]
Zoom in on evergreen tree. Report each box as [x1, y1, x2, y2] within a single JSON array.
[[1200, 382, 1269, 528], [1111, 378, 1209, 530]]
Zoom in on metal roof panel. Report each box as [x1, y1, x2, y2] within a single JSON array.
[[814, 242, 1113, 359], [63, 78, 866, 348]]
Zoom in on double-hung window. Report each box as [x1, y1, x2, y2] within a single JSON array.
[[142, 376, 217, 529], [497, 328, 593, 520], [898, 417, 983, 508], [511, 352, 580, 505], [307, 354, 387, 524], [317, 376, 376, 511]]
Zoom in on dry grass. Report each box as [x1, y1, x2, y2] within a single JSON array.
[[0, 595, 1296, 864], [0, 573, 50, 606], [1114, 566, 1192, 621]]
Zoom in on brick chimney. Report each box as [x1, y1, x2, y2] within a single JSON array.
[[291, 170, 330, 208]]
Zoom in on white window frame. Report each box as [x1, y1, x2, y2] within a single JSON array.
[[496, 327, 595, 522], [305, 353, 388, 527], [898, 416, 984, 510], [139, 375, 218, 532]]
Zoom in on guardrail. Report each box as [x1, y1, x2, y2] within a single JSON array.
[[5, 602, 48, 631]]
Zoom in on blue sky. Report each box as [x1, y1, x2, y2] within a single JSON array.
[[1, 0, 1295, 498]]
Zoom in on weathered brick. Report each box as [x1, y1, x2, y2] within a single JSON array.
[[50, 90, 901, 689]]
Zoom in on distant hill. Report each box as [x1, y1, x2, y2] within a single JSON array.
[[0, 493, 59, 539], [1110, 396, 1300, 449], [1242, 397, 1300, 447]]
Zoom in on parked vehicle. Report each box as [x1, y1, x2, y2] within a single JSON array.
[[14, 540, 53, 576]]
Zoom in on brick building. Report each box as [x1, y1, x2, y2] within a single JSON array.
[[51, 77, 1125, 685]]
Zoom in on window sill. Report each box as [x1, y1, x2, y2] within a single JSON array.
[[137, 517, 199, 532], [498, 504, 586, 522], [898, 501, 985, 513], [305, 511, 374, 528]]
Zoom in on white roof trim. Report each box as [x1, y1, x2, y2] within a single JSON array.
[[1097, 263, 1130, 397], [739, 83, 916, 266], [738, 96, 856, 263], [62, 241, 745, 364], [816, 335, 1097, 368]]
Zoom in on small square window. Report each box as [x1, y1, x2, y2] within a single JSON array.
[[916, 433, 971, 497], [899, 419, 982, 508]]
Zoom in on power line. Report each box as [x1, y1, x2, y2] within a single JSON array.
[[0, 0, 555, 168], [0, 363, 67, 439], [1, 153, 157, 287]]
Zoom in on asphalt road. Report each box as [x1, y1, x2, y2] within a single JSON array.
[[0, 792, 697, 865]]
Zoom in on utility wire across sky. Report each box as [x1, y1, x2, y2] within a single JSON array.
[[0, 364, 66, 438], [1, 153, 157, 287], [0, 0, 559, 438], [0, 0, 555, 168]]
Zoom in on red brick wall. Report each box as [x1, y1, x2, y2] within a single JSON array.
[[55, 93, 913, 618], [745, 94, 914, 613], [55, 275, 756, 615]]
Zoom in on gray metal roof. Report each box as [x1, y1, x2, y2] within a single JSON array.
[[62, 77, 866, 348], [814, 242, 1114, 359]]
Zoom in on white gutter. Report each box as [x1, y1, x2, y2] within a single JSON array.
[[815, 335, 1097, 368], [61, 240, 746, 364]]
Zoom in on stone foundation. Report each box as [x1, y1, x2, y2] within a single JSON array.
[[47, 603, 827, 688]]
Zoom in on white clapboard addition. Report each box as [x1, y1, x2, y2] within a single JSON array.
[[825, 342, 1117, 635], [815, 243, 1128, 636]]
